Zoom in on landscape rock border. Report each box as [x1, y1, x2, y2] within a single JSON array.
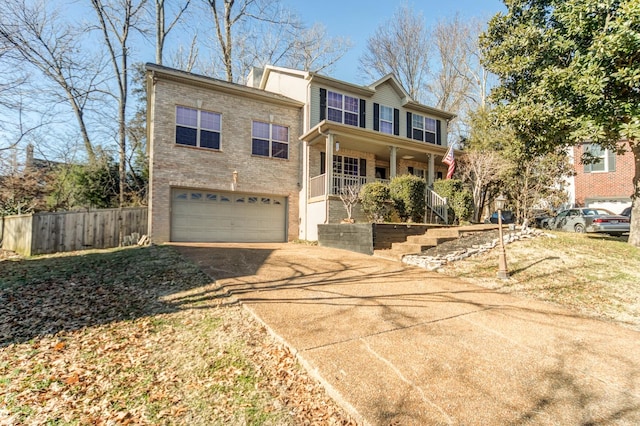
[[403, 227, 552, 272]]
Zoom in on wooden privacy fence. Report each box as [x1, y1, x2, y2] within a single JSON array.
[[0, 207, 148, 256]]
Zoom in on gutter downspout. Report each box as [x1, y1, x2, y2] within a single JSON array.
[[318, 126, 332, 224]]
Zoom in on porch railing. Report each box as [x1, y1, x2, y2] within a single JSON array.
[[425, 187, 448, 224], [309, 174, 326, 198], [331, 174, 368, 195]]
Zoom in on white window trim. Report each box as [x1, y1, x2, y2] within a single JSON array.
[[327, 90, 359, 126], [411, 114, 436, 142], [379, 105, 394, 134], [175, 106, 221, 149], [251, 120, 290, 160], [584, 144, 614, 173]]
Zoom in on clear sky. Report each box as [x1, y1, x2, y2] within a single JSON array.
[[281, 0, 506, 84]]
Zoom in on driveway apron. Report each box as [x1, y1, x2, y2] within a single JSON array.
[[175, 243, 640, 425]]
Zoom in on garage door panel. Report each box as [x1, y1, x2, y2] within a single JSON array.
[[171, 189, 286, 242]]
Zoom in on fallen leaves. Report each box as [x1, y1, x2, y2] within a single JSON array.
[[0, 246, 356, 425]]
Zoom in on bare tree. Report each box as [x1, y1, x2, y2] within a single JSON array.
[[458, 149, 510, 222], [0, 0, 107, 161], [204, 0, 304, 82], [359, 3, 431, 102], [237, 21, 351, 78], [169, 33, 199, 72], [90, 0, 147, 243], [154, 0, 191, 65]]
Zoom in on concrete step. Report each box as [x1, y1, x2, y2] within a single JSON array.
[[390, 242, 431, 254], [373, 249, 405, 261], [405, 235, 456, 245], [425, 228, 461, 238]]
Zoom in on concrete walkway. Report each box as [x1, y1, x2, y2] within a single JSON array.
[[175, 243, 640, 425]]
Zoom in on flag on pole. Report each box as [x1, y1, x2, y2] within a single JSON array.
[[442, 146, 455, 179]]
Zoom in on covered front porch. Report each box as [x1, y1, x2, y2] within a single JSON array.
[[303, 121, 451, 196], [299, 121, 453, 240]]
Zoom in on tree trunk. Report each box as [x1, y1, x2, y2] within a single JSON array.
[[628, 142, 640, 247]]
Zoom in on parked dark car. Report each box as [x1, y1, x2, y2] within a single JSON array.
[[544, 208, 630, 236], [621, 206, 632, 217], [485, 210, 515, 224]]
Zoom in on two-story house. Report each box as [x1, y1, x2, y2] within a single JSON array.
[[145, 63, 455, 244]]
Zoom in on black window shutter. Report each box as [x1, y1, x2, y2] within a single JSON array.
[[319, 88, 327, 121], [408, 166, 414, 175], [436, 120, 442, 145], [359, 158, 367, 177], [406, 112, 412, 138], [394, 108, 400, 135], [373, 103, 380, 131], [320, 151, 326, 174], [359, 99, 366, 128]]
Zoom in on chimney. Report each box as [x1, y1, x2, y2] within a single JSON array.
[[246, 66, 264, 88]]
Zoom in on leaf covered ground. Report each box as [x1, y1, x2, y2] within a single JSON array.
[[0, 246, 356, 425]]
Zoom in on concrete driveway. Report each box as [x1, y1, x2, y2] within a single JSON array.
[[175, 243, 640, 425]]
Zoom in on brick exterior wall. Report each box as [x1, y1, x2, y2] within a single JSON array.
[[148, 74, 302, 243], [573, 141, 634, 206]]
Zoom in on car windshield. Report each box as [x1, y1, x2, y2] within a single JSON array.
[[581, 208, 614, 216]]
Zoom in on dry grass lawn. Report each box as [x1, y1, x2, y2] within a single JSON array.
[[441, 231, 640, 331]]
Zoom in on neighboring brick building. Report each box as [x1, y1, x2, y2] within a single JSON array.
[[145, 64, 455, 243], [570, 141, 634, 214]]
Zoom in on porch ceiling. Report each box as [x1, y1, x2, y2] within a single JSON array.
[[300, 121, 451, 163]]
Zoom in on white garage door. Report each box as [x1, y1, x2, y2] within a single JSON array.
[[171, 189, 287, 242]]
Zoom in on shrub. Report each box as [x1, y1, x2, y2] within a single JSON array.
[[433, 179, 474, 224], [359, 182, 392, 222], [389, 175, 426, 222]]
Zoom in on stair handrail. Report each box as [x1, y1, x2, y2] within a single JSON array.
[[425, 187, 448, 225]]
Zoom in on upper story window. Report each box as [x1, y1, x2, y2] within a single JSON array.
[[252, 121, 289, 159], [379, 106, 393, 134], [176, 106, 221, 149], [410, 113, 437, 143], [327, 91, 359, 126], [583, 144, 616, 173], [320, 88, 365, 128]]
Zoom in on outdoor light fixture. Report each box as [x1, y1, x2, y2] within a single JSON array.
[[335, 141, 340, 152], [231, 170, 238, 191], [495, 194, 509, 279]]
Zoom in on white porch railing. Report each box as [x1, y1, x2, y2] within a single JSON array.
[[309, 173, 379, 197], [309, 174, 326, 198], [331, 174, 368, 195], [425, 187, 448, 224]]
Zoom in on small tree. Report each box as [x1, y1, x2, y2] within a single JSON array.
[[338, 185, 360, 222], [389, 175, 426, 222], [360, 182, 392, 223]]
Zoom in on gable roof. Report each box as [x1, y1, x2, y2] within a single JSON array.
[[259, 65, 455, 120]]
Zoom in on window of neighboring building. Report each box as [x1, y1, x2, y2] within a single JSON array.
[[175, 106, 221, 149], [583, 144, 616, 173], [410, 113, 437, 143], [252, 121, 289, 159], [327, 91, 359, 126]]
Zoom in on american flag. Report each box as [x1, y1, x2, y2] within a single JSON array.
[[442, 146, 455, 179]]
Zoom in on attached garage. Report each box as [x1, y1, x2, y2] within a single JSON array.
[[171, 189, 287, 242]]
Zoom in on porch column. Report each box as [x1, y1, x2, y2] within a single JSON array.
[[428, 153, 435, 186], [389, 146, 397, 178], [325, 133, 334, 198]]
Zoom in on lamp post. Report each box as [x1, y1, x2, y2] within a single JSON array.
[[495, 194, 509, 279]]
